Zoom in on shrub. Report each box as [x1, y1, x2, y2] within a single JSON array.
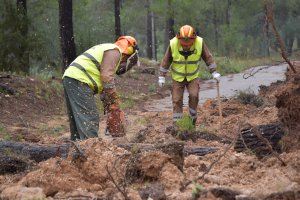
[[176, 115, 195, 131], [235, 89, 264, 107]]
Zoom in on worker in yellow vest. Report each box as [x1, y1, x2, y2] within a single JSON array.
[[158, 25, 220, 126], [63, 36, 139, 140]]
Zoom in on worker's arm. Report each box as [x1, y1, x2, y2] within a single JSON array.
[[201, 42, 217, 73], [100, 49, 121, 111], [159, 45, 173, 77], [100, 49, 125, 136]]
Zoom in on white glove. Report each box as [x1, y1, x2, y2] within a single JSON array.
[[212, 71, 221, 82], [158, 76, 165, 87]]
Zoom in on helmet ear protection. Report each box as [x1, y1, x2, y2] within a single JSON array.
[[126, 44, 139, 55], [116, 36, 139, 55]]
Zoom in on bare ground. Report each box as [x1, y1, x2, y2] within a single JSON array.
[[0, 61, 299, 200]]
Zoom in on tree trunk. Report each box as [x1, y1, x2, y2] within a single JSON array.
[[225, 0, 231, 27], [146, 0, 153, 59], [154, 16, 158, 61], [286, 36, 294, 56], [114, 0, 121, 40], [59, 0, 77, 72], [151, 11, 156, 61], [264, 4, 270, 57], [224, 0, 232, 56], [164, 0, 175, 51], [16, 0, 29, 74], [213, 1, 219, 51]]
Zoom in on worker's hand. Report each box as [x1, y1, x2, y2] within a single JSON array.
[[106, 104, 125, 137], [212, 71, 221, 82], [158, 76, 166, 87]]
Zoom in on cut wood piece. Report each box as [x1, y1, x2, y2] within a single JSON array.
[[0, 141, 70, 162], [0, 140, 218, 175], [234, 123, 284, 158], [184, 147, 218, 156], [0, 83, 16, 95], [0, 155, 29, 174]]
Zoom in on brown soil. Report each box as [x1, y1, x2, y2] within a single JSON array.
[[275, 61, 300, 152], [0, 61, 300, 200]]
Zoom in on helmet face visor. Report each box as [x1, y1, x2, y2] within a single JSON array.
[[116, 51, 139, 75]]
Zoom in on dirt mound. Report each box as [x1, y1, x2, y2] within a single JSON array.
[[18, 139, 128, 197], [275, 61, 300, 151], [0, 138, 185, 199]]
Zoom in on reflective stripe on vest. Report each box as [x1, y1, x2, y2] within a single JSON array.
[[70, 62, 99, 94], [170, 36, 203, 82], [63, 43, 121, 93]]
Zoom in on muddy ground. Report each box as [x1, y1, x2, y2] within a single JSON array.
[[0, 61, 299, 200]]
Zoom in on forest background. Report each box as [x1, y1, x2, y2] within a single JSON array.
[[0, 0, 299, 77]]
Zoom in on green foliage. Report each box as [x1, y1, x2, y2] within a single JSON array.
[[191, 183, 203, 199], [176, 115, 195, 132], [0, 0, 299, 74], [235, 89, 264, 107], [0, 123, 11, 140], [120, 96, 135, 110], [0, 0, 29, 73], [148, 84, 156, 92]]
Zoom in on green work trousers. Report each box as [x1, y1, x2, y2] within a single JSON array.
[[63, 77, 99, 140]]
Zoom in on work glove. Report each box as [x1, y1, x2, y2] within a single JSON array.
[[106, 104, 126, 137], [100, 87, 120, 115], [212, 71, 221, 82], [158, 76, 166, 87]]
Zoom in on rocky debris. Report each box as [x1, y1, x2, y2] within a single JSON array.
[[159, 162, 184, 192], [234, 123, 284, 158], [131, 125, 154, 143], [0, 185, 46, 200], [263, 190, 300, 200], [209, 186, 241, 200], [139, 182, 166, 200]]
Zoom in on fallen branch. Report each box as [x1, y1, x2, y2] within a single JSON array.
[[0, 75, 11, 79], [252, 126, 286, 166], [0, 83, 16, 95], [234, 123, 284, 158], [180, 121, 241, 191], [105, 165, 129, 200], [264, 0, 296, 73]]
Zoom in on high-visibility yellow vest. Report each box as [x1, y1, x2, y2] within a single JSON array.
[[170, 36, 203, 82], [63, 44, 121, 94]]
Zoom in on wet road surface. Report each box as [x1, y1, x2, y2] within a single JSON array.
[[145, 64, 288, 112]]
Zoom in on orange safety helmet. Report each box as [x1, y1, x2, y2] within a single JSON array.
[[115, 36, 138, 55], [176, 25, 197, 46]]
